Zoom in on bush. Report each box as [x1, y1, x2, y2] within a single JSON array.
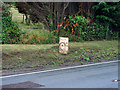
[[2, 3, 22, 44], [56, 15, 118, 42], [81, 23, 105, 41]]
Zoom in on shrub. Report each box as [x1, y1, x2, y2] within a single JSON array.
[[81, 23, 105, 41], [68, 15, 90, 36], [2, 3, 22, 44], [57, 15, 118, 41]]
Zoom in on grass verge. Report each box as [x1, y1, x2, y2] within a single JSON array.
[[2, 40, 118, 71]]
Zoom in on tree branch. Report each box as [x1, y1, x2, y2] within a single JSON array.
[[62, 2, 69, 21]]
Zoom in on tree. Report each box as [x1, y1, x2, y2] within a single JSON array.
[[92, 2, 120, 39], [15, 2, 96, 31]]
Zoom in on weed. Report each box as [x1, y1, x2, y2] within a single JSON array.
[[28, 65, 34, 68], [68, 62, 71, 64], [17, 57, 22, 60], [18, 66, 24, 70], [75, 51, 78, 54], [53, 50, 56, 53], [81, 55, 85, 57], [80, 48, 84, 50], [107, 57, 111, 60], [51, 61, 58, 66], [92, 60, 95, 62], [61, 59, 64, 64], [84, 57, 90, 62], [40, 56, 46, 59], [17, 61, 21, 64], [56, 60, 63, 65], [23, 59, 28, 64], [45, 64, 50, 66], [9, 66, 14, 70], [107, 52, 110, 55], [80, 61, 83, 65], [75, 58, 79, 62], [43, 62, 50, 66], [97, 56, 101, 59], [97, 50, 101, 53]]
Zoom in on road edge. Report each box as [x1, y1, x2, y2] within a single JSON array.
[[0, 60, 119, 79]]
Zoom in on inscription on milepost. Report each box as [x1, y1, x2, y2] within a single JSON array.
[[59, 37, 69, 54]]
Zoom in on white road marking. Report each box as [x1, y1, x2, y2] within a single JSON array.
[[0, 60, 119, 79]]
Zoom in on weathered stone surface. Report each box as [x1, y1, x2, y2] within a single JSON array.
[[59, 37, 69, 54]]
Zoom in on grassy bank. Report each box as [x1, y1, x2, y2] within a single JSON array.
[[2, 40, 118, 70], [11, 7, 44, 32]]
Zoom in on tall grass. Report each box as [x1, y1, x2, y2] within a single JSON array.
[[20, 30, 57, 44]]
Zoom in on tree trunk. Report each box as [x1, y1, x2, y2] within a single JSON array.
[[28, 15, 30, 25], [22, 15, 24, 23], [25, 14, 28, 24], [54, 3, 57, 30]]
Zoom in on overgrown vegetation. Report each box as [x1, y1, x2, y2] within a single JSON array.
[[2, 4, 22, 44], [55, 15, 118, 42], [92, 2, 120, 40], [2, 2, 119, 44], [2, 4, 57, 44]]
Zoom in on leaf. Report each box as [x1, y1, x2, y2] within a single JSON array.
[[76, 22, 79, 26], [84, 57, 90, 61], [96, 15, 116, 24], [69, 16, 72, 19], [75, 51, 78, 54], [72, 28, 74, 34]]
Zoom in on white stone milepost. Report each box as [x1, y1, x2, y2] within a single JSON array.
[[59, 37, 69, 54]]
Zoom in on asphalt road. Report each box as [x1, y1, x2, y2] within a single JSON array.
[[1, 61, 119, 88]]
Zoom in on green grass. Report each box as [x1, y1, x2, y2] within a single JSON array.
[[2, 40, 119, 70], [11, 6, 44, 32], [11, 7, 23, 23]]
